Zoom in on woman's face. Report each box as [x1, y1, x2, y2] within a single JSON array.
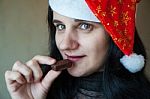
[[53, 12, 109, 77]]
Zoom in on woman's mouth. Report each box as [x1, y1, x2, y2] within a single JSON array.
[[65, 54, 86, 62]]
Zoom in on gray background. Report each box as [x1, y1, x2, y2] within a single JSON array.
[[0, 0, 150, 98]]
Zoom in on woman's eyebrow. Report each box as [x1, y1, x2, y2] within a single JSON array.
[[74, 19, 100, 24], [74, 19, 87, 22], [53, 19, 62, 23]]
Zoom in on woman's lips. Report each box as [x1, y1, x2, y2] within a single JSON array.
[[65, 54, 86, 62]]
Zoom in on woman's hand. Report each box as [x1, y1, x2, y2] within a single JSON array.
[[5, 55, 61, 99]]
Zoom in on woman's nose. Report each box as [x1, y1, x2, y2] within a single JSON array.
[[59, 32, 79, 50]]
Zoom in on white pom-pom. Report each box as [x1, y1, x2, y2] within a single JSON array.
[[120, 53, 145, 73]]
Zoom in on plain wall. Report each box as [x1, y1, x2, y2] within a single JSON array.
[[0, 0, 48, 98], [0, 0, 150, 99], [136, 0, 150, 78]]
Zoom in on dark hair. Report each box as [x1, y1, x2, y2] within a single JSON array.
[[46, 6, 150, 99]]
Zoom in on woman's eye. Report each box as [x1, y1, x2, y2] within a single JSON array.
[[79, 23, 93, 31], [55, 24, 65, 31]]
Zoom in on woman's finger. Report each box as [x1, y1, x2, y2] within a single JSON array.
[[41, 70, 61, 91], [5, 70, 26, 93], [12, 61, 33, 83], [32, 55, 56, 65], [5, 70, 26, 86], [27, 55, 57, 82], [26, 59, 43, 82]]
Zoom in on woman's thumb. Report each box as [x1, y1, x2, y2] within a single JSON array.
[[41, 70, 61, 91]]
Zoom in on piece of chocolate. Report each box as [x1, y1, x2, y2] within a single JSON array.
[[51, 59, 73, 71]]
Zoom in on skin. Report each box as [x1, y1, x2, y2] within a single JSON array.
[[5, 12, 109, 99], [5, 56, 61, 99], [54, 12, 109, 77]]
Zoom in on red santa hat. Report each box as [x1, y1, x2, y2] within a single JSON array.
[[49, 0, 145, 73]]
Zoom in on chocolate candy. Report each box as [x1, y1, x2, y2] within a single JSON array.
[[51, 59, 73, 71], [41, 59, 73, 77]]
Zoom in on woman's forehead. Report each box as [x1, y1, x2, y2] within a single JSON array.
[[53, 11, 100, 24]]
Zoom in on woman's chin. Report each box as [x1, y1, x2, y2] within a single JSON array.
[[67, 67, 85, 77], [67, 67, 93, 77]]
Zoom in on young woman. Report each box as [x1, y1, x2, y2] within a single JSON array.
[[5, 0, 150, 99]]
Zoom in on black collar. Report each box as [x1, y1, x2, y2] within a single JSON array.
[[76, 72, 104, 92]]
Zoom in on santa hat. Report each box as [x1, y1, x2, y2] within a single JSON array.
[[49, 0, 145, 73]]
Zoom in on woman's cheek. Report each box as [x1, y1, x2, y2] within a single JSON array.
[[55, 33, 61, 48]]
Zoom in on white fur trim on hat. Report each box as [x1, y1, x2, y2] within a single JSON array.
[[120, 53, 145, 73], [49, 0, 100, 22]]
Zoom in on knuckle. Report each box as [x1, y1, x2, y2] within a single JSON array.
[[13, 60, 21, 67], [24, 69, 32, 76], [15, 73, 21, 79], [5, 71, 10, 78], [26, 59, 38, 68], [13, 60, 22, 70], [27, 60, 35, 66], [33, 55, 41, 59]]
